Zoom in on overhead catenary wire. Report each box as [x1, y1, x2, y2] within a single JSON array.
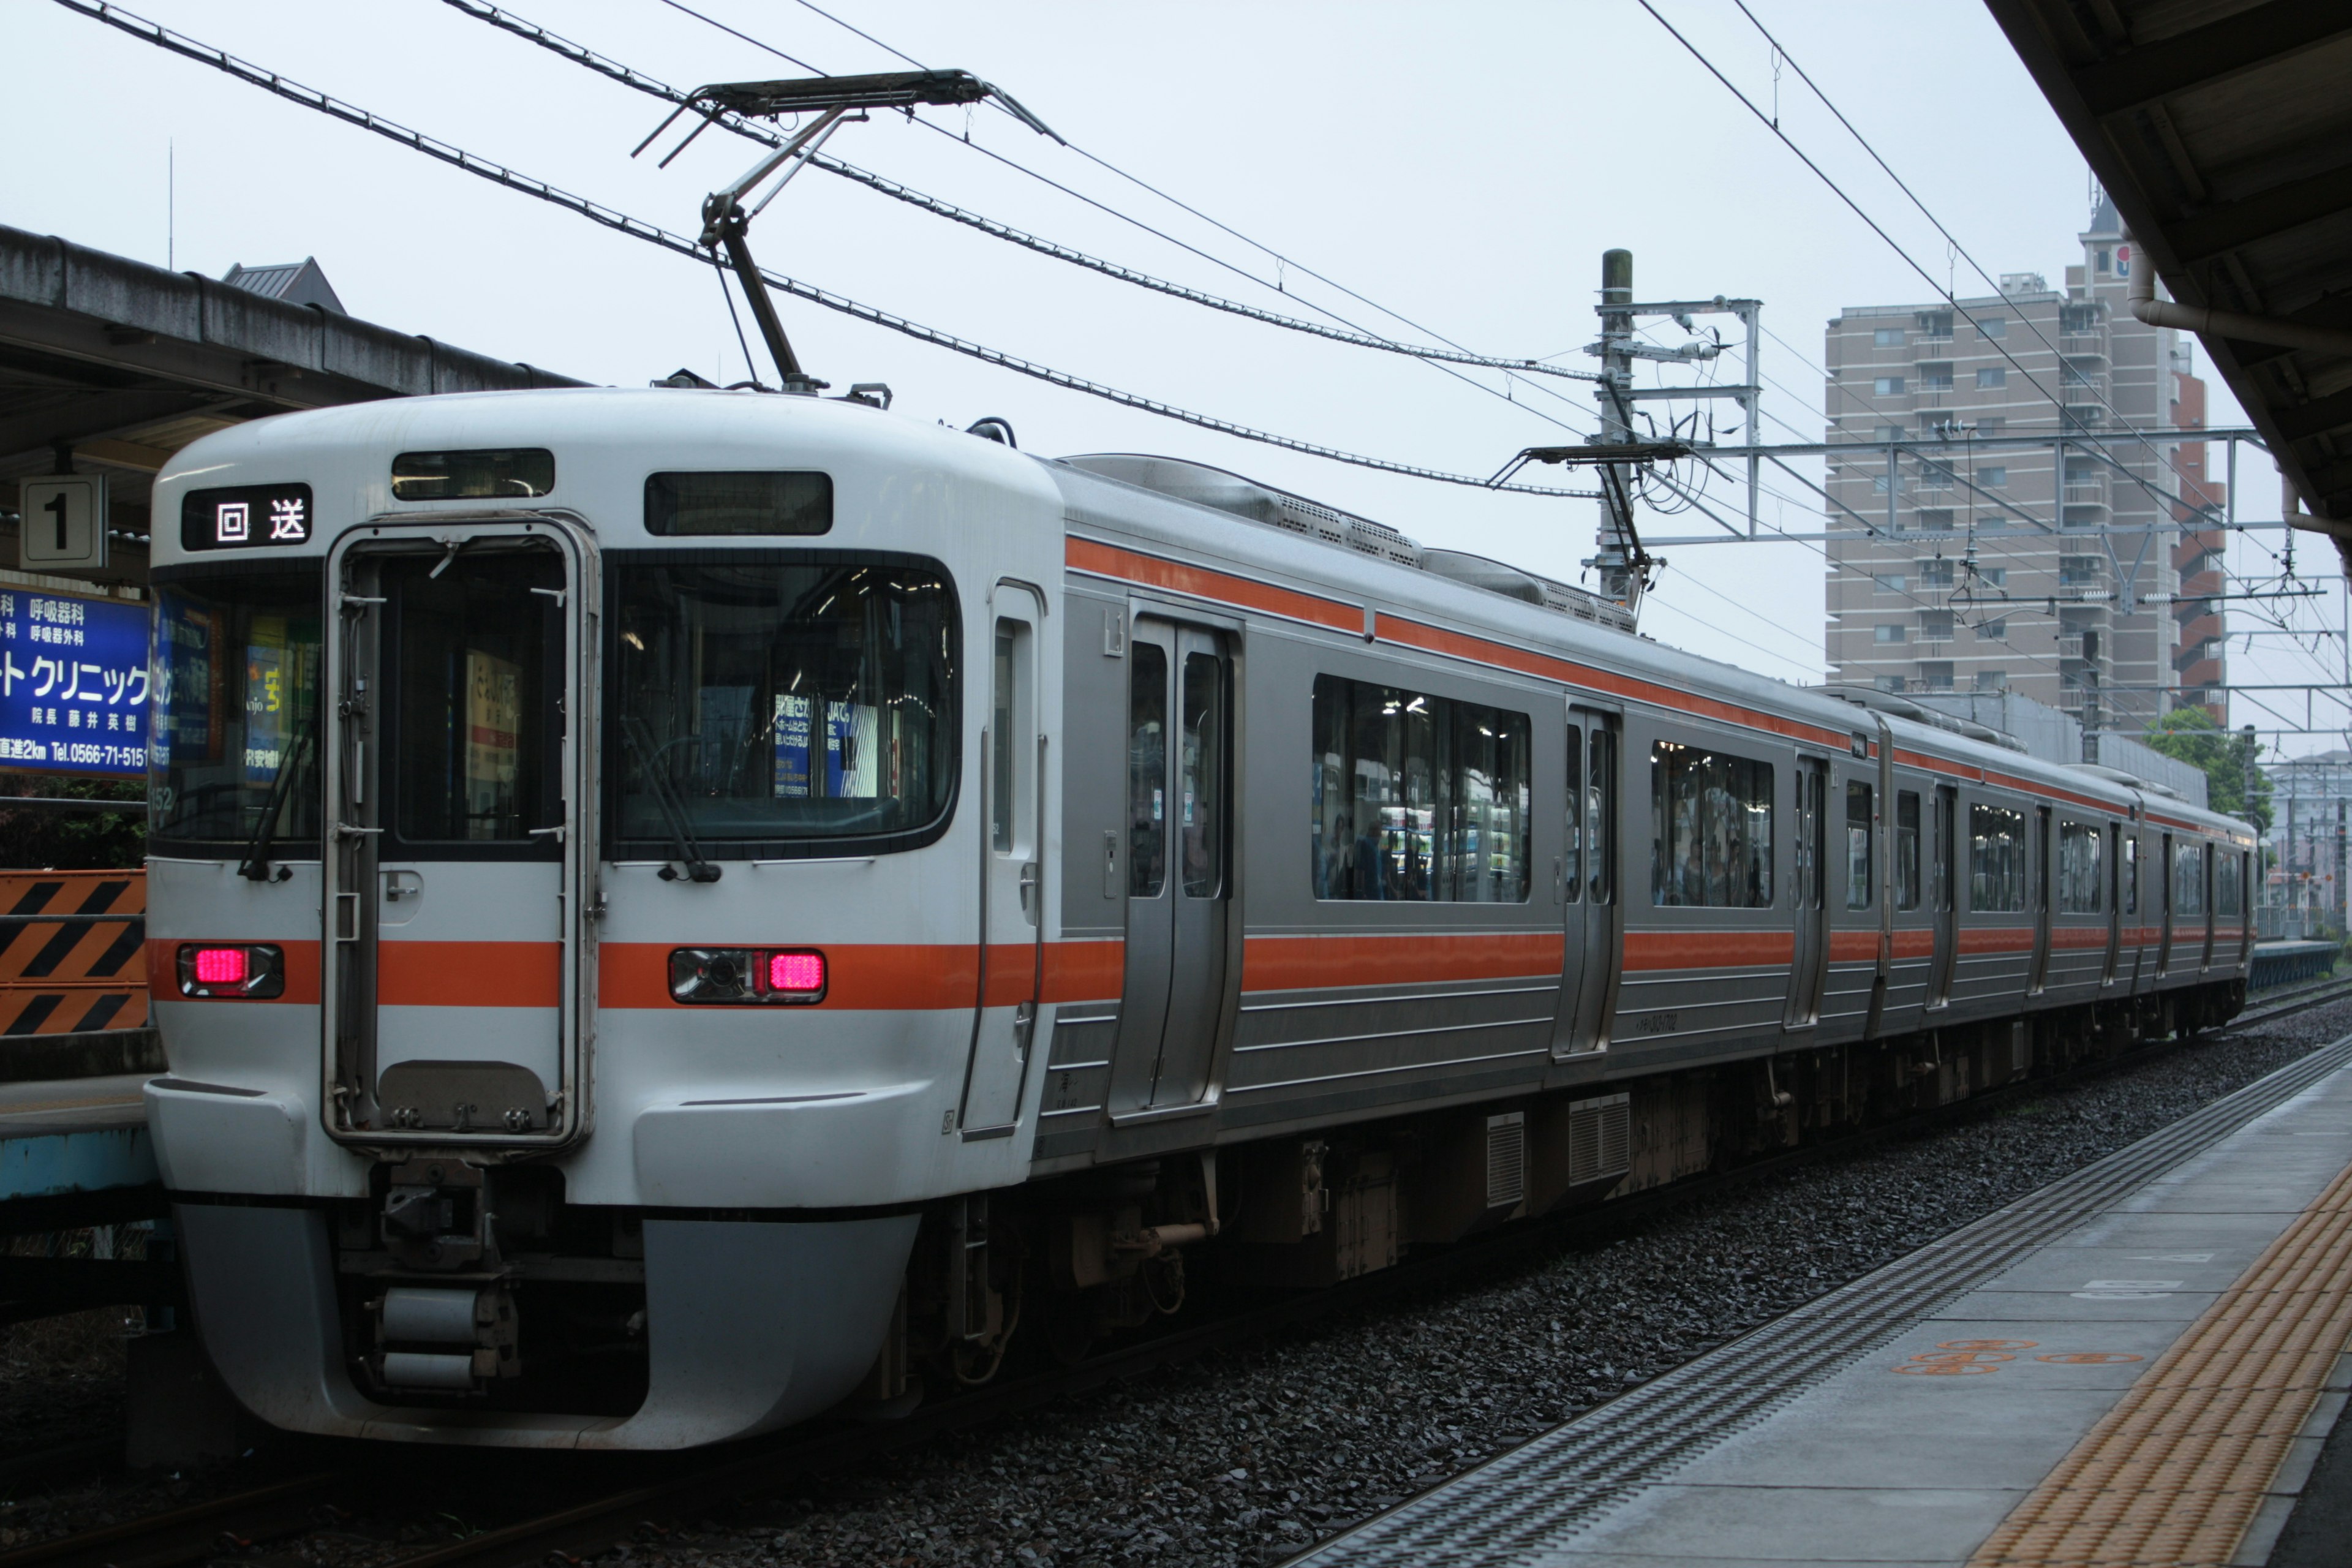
[[1638, 1, 2205, 543], [55, 0, 1600, 502], [441, 0, 1600, 386], [1726, 0, 2247, 540], [639, 0, 1604, 437]]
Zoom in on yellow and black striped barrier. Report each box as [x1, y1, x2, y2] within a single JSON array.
[[0, 870, 148, 1038]]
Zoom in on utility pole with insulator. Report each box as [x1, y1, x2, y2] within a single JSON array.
[[1589, 248, 1645, 611]]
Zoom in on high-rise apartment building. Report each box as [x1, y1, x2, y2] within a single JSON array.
[[1821, 197, 2225, 738]]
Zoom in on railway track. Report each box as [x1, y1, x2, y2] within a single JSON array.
[[7, 981, 2349, 1568]]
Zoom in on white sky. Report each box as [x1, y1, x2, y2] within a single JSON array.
[[4, 0, 2342, 755]]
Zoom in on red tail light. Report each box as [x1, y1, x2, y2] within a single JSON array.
[[176, 943, 286, 999], [767, 951, 825, 994], [668, 948, 828, 1005], [192, 947, 246, 986]]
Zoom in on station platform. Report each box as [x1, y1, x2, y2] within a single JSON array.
[[2251, 941, 2338, 990], [0, 1071, 160, 1232], [1294, 1035, 2352, 1568]]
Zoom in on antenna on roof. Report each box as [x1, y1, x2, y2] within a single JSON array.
[[637, 70, 1061, 395]]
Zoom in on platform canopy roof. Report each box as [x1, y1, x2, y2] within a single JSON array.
[[0, 225, 582, 587], [1985, 1, 2352, 557]]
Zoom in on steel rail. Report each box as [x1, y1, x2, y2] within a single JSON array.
[[0, 1472, 350, 1568]]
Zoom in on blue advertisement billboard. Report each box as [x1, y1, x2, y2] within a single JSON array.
[[0, 587, 151, 778]]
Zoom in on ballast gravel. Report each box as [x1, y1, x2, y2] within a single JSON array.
[[2, 1001, 2348, 1567]]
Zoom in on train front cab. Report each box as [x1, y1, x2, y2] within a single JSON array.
[[143, 396, 1068, 1448]]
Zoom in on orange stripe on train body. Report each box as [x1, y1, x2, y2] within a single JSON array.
[[1621, 929, 1794, 971], [1957, 927, 2037, 955], [1066, 538, 1360, 633], [378, 940, 562, 1008], [1239, 930, 1564, 992], [597, 940, 1130, 1010], [1891, 929, 1936, 959]]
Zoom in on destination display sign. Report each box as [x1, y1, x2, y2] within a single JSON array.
[[179, 483, 315, 551], [0, 587, 151, 777]]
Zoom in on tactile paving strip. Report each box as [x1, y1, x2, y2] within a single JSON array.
[[1289, 1035, 2352, 1568], [1967, 1159, 2352, 1566]]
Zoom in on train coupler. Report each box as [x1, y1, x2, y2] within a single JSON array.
[[368, 1283, 521, 1391]]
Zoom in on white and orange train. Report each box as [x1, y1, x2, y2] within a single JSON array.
[[143, 388, 2252, 1447]]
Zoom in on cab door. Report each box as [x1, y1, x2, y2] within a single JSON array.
[[1106, 617, 1231, 1115], [1551, 705, 1618, 1058], [957, 589, 1045, 1136], [1785, 758, 1829, 1028], [320, 518, 594, 1149]]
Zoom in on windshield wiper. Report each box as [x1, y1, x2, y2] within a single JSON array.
[[623, 718, 721, 883], [238, 719, 316, 883]]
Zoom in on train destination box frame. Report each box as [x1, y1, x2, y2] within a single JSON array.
[[0, 585, 149, 778]]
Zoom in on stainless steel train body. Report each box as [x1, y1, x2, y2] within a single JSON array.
[[143, 388, 2254, 1449]]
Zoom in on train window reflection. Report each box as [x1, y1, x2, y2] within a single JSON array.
[[386, 551, 560, 845], [1128, 644, 1167, 897], [609, 557, 955, 853], [2173, 842, 2207, 918], [1180, 652, 1225, 899], [1845, 780, 1874, 910], [1895, 791, 1921, 911], [1650, 741, 1773, 908], [1970, 802, 2026, 912], [2056, 820, 2103, 913], [2217, 850, 2244, 918], [152, 568, 324, 850], [1309, 676, 1531, 902]]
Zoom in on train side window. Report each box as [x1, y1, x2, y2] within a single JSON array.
[[1894, 790, 1921, 911], [1650, 741, 1773, 908], [2173, 840, 2206, 918], [1969, 803, 2026, 912], [990, 616, 1036, 858], [2216, 850, 2243, 918], [1844, 780, 1873, 910], [2124, 834, 2139, 915], [2057, 820, 2103, 913], [1309, 675, 1531, 902], [1128, 644, 1168, 898], [1931, 790, 1954, 911], [1587, 729, 1615, 906], [1564, 726, 1583, 903], [1179, 650, 1226, 899]]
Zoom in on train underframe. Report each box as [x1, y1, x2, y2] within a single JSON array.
[[184, 978, 2244, 1447]]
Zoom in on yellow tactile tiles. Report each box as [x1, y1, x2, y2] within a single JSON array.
[[1967, 1159, 2352, 1567]]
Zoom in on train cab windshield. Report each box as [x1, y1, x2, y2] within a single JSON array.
[[151, 567, 325, 850], [609, 555, 957, 855]]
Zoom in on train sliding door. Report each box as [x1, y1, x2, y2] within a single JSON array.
[[1551, 705, 1618, 1058], [1785, 758, 1829, 1028], [2027, 806, 2053, 994], [1106, 617, 1231, 1115], [320, 517, 594, 1149], [2117, 823, 2135, 982], [1928, 784, 1958, 1007]]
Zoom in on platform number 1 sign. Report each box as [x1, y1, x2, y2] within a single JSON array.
[[17, 476, 108, 572]]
